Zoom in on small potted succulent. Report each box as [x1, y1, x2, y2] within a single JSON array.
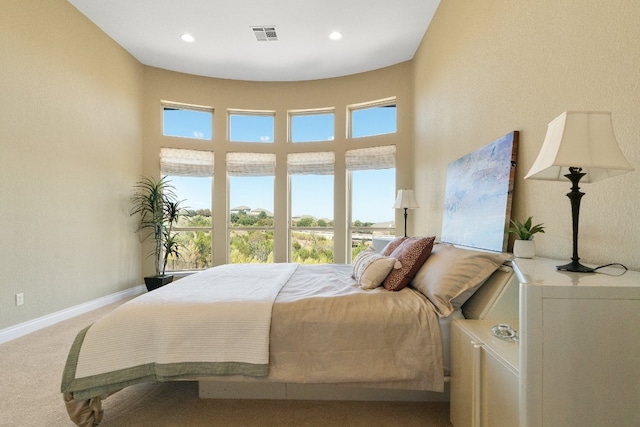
[[508, 216, 545, 258], [131, 176, 185, 290]]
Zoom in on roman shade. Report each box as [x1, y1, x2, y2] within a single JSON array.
[[226, 152, 276, 176], [160, 148, 214, 177], [287, 151, 335, 175], [345, 145, 396, 170]]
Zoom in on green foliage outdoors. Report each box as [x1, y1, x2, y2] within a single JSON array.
[[165, 212, 213, 270], [351, 241, 370, 260], [164, 208, 383, 270], [230, 230, 274, 263]]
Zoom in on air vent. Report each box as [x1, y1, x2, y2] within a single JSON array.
[[252, 26, 278, 42]]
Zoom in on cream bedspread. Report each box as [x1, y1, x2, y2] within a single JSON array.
[[62, 263, 443, 426], [261, 263, 444, 390]]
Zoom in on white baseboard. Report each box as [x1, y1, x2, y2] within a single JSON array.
[[0, 285, 146, 344]]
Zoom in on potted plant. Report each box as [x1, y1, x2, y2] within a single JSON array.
[[131, 176, 185, 291], [508, 216, 545, 258]]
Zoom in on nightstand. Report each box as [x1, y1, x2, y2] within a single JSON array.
[[516, 257, 640, 426], [451, 257, 640, 426], [450, 319, 519, 427]]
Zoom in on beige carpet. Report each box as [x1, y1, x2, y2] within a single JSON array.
[[0, 299, 452, 427]]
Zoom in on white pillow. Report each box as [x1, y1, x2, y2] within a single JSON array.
[[352, 249, 402, 289]]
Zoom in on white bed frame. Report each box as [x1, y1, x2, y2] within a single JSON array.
[[198, 263, 519, 402]]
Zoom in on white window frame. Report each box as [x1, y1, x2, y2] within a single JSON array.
[[347, 97, 397, 139], [287, 151, 335, 263], [226, 152, 276, 263], [227, 108, 276, 143], [161, 101, 214, 141], [346, 145, 396, 260], [288, 107, 335, 143], [160, 147, 215, 272]]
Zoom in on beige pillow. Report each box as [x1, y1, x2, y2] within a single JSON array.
[[411, 244, 512, 317], [352, 249, 401, 289], [382, 236, 435, 291]]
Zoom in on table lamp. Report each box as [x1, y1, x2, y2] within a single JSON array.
[[394, 189, 419, 237], [524, 111, 634, 272]]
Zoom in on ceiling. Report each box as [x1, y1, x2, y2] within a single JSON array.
[[68, 0, 440, 82]]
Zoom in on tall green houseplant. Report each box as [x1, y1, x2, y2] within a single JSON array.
[[131, 176, 184, 289]]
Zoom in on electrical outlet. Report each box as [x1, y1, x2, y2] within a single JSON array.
[[15, 293, 24, 306]]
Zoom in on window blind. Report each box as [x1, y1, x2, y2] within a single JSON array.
[[345, 145, 396, 171], [226, 152, 276, 176], [160, 148, 214, 177], [287, 151, 335, 175]]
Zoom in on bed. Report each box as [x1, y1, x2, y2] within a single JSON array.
[[61, 237, 512, 426]]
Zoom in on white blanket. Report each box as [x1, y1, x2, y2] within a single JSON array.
[[74, 263, 298, 380]]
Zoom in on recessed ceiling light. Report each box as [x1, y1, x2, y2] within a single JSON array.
[[181, 33, 195, 43], [329, 31, 342, 41]]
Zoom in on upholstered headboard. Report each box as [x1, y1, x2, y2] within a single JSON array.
[[461, 264, 519, 321]]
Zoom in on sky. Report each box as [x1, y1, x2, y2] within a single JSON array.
[[163, 106, 396, 223]]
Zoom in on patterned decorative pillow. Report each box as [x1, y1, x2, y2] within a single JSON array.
[[380, 236, 409, 256], [382, 236, 436, 291], [410, 244, 512, 317], [352, 248, 402, 289]]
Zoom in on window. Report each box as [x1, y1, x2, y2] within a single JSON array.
[[350, 99, 397, 138], [347, 146, 396, 261], [229, 110, 275, 143], [162, 104, 213, 140], [288, 152, 335, 263], [159, 96, 399, 266], [227, 152, 276, 263], [160, 148, 214, 271], [290, 109, 335, 142]]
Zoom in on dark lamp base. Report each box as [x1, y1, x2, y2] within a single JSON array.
[[557, 167, 596, 274], [556, 260, 595, 273]]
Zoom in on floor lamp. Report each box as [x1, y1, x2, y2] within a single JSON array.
[[524, 111, 634, 272], [394, 189, 419, 237]]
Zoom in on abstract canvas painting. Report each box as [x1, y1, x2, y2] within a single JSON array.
[[441, 131, 518, 252]]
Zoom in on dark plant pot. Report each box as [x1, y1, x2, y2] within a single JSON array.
[[144, 275, 174, 292]]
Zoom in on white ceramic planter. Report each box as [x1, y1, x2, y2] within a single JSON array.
[[513, 239, 536, 258]]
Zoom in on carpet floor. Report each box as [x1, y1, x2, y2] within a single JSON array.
[[0, 299, 452, 426]]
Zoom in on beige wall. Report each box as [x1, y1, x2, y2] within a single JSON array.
[[6, 0, 639, 331], [0, 0, 144, 329], [413, 0, 640, 270], [142, 64, 414, 268]]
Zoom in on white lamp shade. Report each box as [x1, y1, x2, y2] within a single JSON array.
[[525, 111, 634, 183], [394, 189, 419, 209]]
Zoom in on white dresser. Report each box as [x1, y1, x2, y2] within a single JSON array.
[[517, 257, 640, 427], [451, 257, 640, 426]]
